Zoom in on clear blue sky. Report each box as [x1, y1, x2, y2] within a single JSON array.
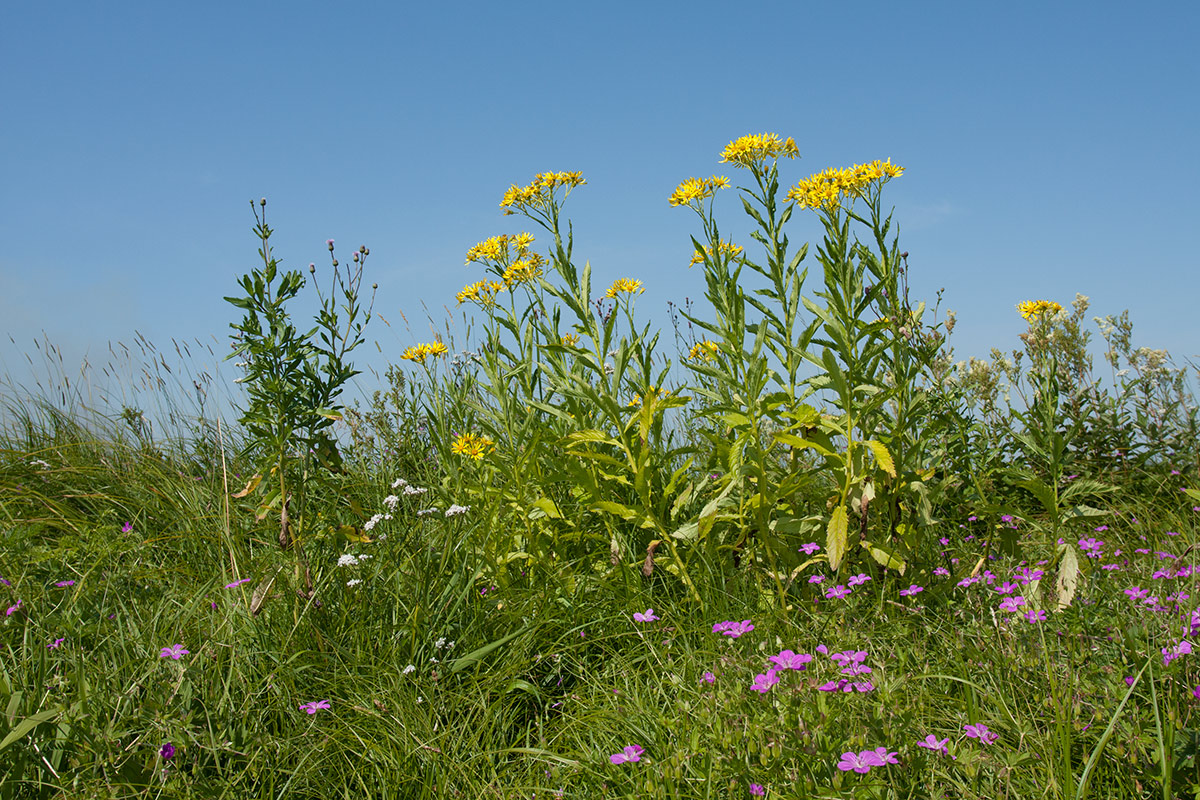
[[3, 1, 1197, 414]]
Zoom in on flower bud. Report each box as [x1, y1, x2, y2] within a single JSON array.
[[371, 282, 378, 290], [332, 259, 338, 267], [309, 263, 316, 273], [327, 239, 335, 251], [260, 198, 267, 206]]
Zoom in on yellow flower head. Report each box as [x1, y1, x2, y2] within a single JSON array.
[[501, 253, 546, 288], [500, 172, 586, 215], [689, 239, 744, 267], [450, 432, 495, 461], [719, 133, 800, 168], [628, 387, 670, 407], [687, 340, 721, 361], [669, 175, 729, 208], [1017, 300, 1064, 321], [606, 278, 645, 298], [400, 341, 449, 365], [560, 333, 580, 347], [455, 279, 506, 307], [786, 159, 904, 211]]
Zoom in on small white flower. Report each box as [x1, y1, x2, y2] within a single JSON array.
[[435, 637, 447, 649], [383, 494, 400, 510], [357, 554, 372, 562], [416, 696, 423, 704], [402, 486, 428, 496], [28, 459, 51, 469], [445, 504, 470, 517], [417, 507, 440, 517], [391, 478, 409, 489], [337, 554, 359, 568], [346, 578, 362, 587], [402, 664, 416, 675], [364, 513, 385, 531]]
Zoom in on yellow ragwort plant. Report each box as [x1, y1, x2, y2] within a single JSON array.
[[400, 341, 449, 364], [668, 175, 730, 209], [605, 278, 645, 298], [455, 279, 506, 308], [687, 340, 721, 361], [1018, 299, 1064, 322], [689, 240, 743, 268], [450, 432, 495, 461], [719, 132, 799, 168], [500, 171, 586, 216], [786, 159, 904, 211]]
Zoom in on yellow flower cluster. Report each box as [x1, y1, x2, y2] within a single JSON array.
[[606, 278, 645, 298], [628, 387, 670, 407], [450, 432, 495, 461], [500, 252, 546, 288], [689, 240, 744, 267], [719, 133, 799, 168], [785, 159, 905, 211], [687, 340, 721, 361], [456, 279, 506, 307], [500, 172, 586, 215], [400, 341, 449, 365], [465, 232, 537, 265], [1017, 300, 1064, 321], [669, 175, 730, 208], [560, 333, 580, 346]]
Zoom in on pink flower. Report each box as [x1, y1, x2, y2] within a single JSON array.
[[768, 650, 812, 671], [749, 784, 765, 796], [48, 638, 65, 649], [868, 746, 899, 765], [998, 596, 1026, 613], [158, 644, 190, 660], [799, 542, 821, 555], [713, 620, 754, 638], [917, 734, 950, 755], [702, 671, 716, 684], [1024, 609, 1047, 623], [750, 669, 779, 693], [225, 578, 252, 589], [899, 584, 924, 597], [847, 573, 871, 587], [121, 522, 133, 533], [633, 609, 659, 622], [55, 580, 76, 587], [299, 699, 331, 714], [609, 744, 644, 764], [5, 600, 22, 616], [963, 723, 998, 745], [824, 584, 851, 599], [836, 751, 874, 773]]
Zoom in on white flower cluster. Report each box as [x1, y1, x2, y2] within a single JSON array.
[[364, 513, 392, 531], [417, 507, 440, 517], [346, 578, 362, 587], [435, 637, 456, 650], [383, 494, 400, 510], [337, 553, 372, 568], [403, 485, 428, 496], [28, 459, 51, 470], [445, 504, 470, 517]]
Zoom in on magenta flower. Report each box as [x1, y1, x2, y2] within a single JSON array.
[[5, 600, 22, 616], [836, 751, 874, 773], [609, 744, 644, 764], [299, 699, 331, 714], [750, 669, 779, 693], [799, 542, 821, 555], [917, 734, 950, 755], [807, 574, 826, 584], [55, 580, 76, 587], [702, 671, 716, 684], [48, 638, 65, 649], [840, 663, 873, 677], [1124, 586, 1148, 600], [122, 522, 133, 533], [749, 783, 765, 796], [158, 644, 190, 660], [824, 584, 851, 600], [160, 742, 175, 760], [963, 723, 998, 745], [713, 620, 754, 638], [633, 609, 659, 622], [769, 650, 813, 670], [868, 746, 899, 765], [998, 596, 1026, 613], [830, 649, 868, 665], [1193, 685, 1200, 700], [1024, 609, 1047, 623], [899, 584, 924, 597], [1162, 640, 1193, 666], [933, 566, 950, 577], [225, 578, 252, 589], [847, 573, 871, 587]]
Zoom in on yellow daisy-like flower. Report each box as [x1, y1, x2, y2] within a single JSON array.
[[1017, 300, 1064, 321], [455, 279, 506, 307], [606, 278, 645, 298], [786, 159, 904, 211], [628, 387, 670, 407], [689, 240, 744, 267], [500, 172, 586, 215], [719, 133, 800, 168], [450, 432, 495, 461], [669, 175, 729, 208], [400, 341, 449, 365], [687, 340, 721, 361], [501, 253, 546, 288], [560, 333, 580, 346]]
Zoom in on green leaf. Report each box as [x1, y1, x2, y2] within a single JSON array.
[[450, 629, 526, 674], [1056, 543, 1080, 610], [862, 540, 907, 574], [826, 506, 848, 571], [0, 707, 61, 752], [863, 440, 896, 478], [528, 497, 562, 520]]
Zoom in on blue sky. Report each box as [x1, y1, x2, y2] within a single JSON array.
[[2, 1, 1197, 414]]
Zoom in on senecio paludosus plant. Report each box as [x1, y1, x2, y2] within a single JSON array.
[[398, 133, 960, 608], [225, 199, 375, 609]]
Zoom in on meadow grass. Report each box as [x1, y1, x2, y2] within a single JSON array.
[[2, 139, 1199, 799]]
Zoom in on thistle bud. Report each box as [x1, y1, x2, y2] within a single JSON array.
[[260, 198, 266, 206], [353, 252, 359, 262], [371, 282, 378, 290], [332, 259, 338, 267], [327, 239, 335, 251], [309, 263, 316, 274]]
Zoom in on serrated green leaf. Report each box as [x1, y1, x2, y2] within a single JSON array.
[[863, 440, 896, 478], [826, 506, 849, 571]]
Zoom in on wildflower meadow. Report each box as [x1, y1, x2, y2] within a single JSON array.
[[2, 134, 1199, 799]]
